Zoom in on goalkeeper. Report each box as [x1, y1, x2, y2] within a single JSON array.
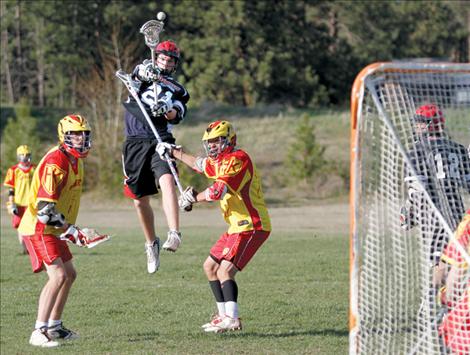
[[18, 115, 108, 347], [3, 145, 35, 254], [121, 40, 190, 274], [400, 104, 470, 265], [157, 120, 271, 333]]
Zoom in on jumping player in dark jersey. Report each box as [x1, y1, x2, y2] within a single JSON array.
[[121, 40, 190, 274]]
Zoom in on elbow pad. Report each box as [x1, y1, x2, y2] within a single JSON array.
[[36, 201, 66, 227], [204, 181, 228, 201]]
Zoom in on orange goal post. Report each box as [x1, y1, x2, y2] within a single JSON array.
[[349, 62, 470, 355]]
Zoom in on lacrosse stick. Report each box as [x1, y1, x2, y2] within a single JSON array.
[[140, 12, 166, 111], [115, 69, 184, 195]]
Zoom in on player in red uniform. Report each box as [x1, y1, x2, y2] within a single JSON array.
[[3, 145, 35, 253], [157, 120, 271, 333], [437, 210, 470, 354], [19, 115, 97, 347]]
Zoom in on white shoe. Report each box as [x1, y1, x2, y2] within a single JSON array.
[[204, 316, 242, 333], [29, 328, 60, 347], [162, 230, 182, 252], [47, 322, 79, 340], [145, 238, 160, 273], [201, 314, 224, 329]]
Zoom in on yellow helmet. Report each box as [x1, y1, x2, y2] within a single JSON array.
[[202, 120, 237, 159], [57, 114, 92, 158], [16, 145, 31, 156], [16, 145, 32, 165]]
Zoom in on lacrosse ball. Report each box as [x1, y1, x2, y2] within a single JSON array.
[[157, 12, 166, 21]]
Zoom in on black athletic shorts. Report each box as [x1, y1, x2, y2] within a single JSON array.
[[122, 137, 176, 198]]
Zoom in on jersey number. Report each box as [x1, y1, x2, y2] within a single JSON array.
[[434, 153, 460, 179]]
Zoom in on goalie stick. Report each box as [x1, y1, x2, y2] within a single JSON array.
[[115, 69, 184, 195]]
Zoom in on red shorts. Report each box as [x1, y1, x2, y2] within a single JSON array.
[[23, 230, 73, 273], [11, 206, 26, 229], [210, 230, 270, 271]]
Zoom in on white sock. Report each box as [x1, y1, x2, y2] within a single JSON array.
[[225, 301, 239, 319], [48, 319, 61, 328], [216, 302, 225, 317], [35, 321, 48, 330]]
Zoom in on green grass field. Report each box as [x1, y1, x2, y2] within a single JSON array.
[[0, 204, 349, 354]]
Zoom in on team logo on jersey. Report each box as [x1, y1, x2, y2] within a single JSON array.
[[222, 247, 230, 256], [218, 157, 243, 177], [41, 163, 66, 196]]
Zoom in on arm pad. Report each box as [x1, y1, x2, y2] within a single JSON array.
[[37, 201, 66, 227], [204, 181, 228, 201]]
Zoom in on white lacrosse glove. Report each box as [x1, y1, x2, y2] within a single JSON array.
[[178, 186, 197, 212], [6, 201, 18, 216], [162, 230, 182, 252], [153, 99, 173, 117], [156, 142, 181, 160], [137, 60, 159, 82], [60, 225, 111, 248]]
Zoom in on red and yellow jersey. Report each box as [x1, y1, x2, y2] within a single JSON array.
[[3, 164, 36, 206], [202, 149, 271, 234], [441, 211, 470, 268], [18, 146, 84, 236]]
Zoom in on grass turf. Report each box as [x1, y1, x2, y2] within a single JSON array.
[[1, 224, 348, 354]]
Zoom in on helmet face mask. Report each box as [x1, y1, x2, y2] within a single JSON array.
[[17, 153, 32, 165], [155, 40, 180, 75], [58, 115, 92, 158], [16, 145, 32, 165], [63, 131, 92, 158], [202, 121, 236, 160]]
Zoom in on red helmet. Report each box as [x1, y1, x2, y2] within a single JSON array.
[[156, 40, 180, 59], [155, 40, 180, 75], [413, 104, 445, 134]]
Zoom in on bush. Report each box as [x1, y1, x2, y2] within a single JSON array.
[[1, 100, 43, 175], [285, 114, 327, 183]]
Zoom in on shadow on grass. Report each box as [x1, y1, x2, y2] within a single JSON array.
[[220, 328, 348, 338], [127, 331, 160, 342]]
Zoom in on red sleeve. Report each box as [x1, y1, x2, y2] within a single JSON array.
[[442, 218, 470, 264], [3, 166, 16, 188], [36, 151, 70, 202]]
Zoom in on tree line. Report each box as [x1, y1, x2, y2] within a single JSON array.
[[1, 0, 469, 109]]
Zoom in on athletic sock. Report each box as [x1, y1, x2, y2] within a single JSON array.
[[225, 301, 239, 319], [216, 302, 226, 317], [209, 280, 226, 316], [35, 321, 48, 330], [48, 319, 62, 328], [221, 280, 239, 318]]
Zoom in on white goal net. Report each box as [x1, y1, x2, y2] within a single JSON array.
[[350, 62, 470, 355]]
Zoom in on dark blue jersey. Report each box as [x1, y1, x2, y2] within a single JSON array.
[[123, 72, 189, 140]]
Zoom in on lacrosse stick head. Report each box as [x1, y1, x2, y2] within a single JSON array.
[[140, 20, 164, 50], [80, 228, 112, 249]]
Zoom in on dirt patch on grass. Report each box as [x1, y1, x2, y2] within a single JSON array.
[[0, 197, 349, 236]]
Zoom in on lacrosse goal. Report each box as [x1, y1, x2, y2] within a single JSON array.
[[350, 62, 470, 355]]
